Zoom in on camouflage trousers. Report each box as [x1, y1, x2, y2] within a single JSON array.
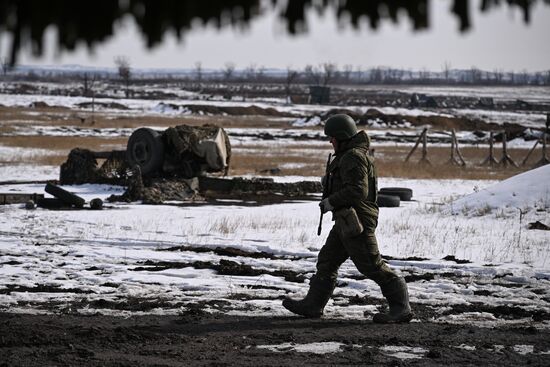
[[316, 226, 398, 287]]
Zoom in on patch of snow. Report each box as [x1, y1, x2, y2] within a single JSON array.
[[0, 146, 59, 162], [0, 165, 58, 181], [1, 167, 549, 323], [292, 116, 322, 127], [448, 165, 550, 216], [380, 345, 428, 360], [513, 345, 534, 355], [256, 342, 347, 354], [455, 344, 477, 351], [150, 102, 192, 115]]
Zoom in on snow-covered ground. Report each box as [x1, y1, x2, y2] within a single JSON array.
[[1, 123, 539, 150], [0, 165, 548, 328], [1, 89, 548, 130]]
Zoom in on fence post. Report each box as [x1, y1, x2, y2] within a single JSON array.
[[522, 140, 539, 166], [500, 131, 518, 167], [420, 129, 431, 165], [448, 129, 466, 166], [405, 128, 427, 163], [480, 131, 498, 166], [535, 129, 550, 167]]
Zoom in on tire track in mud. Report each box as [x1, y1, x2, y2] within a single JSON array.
[[1, 313, 549, 367]]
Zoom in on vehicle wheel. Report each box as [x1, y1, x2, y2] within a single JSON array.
[[126, 128, 164, 175], [45, 183, 85, 208], [377, 194, 400, 208], [379, 187, 413, 201]]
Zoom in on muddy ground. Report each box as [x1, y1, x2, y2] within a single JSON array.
[[1, 311, 549, 366]]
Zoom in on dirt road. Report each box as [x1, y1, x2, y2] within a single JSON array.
[[1, 312, 549, 366]]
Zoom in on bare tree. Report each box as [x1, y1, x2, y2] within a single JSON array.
[[442, 61, 451, 83], [370, 67, 383, 84], [322, 63, 338, 86], [534, 72, 543, 85], [390, 68, 404, 83], [508, 71, 517, 84], [285, 66, 299, 103], [520, 69, 529, 85], [114, 56, 131, 97], [1, 57, 10, 77], [342, 64, 353, 83], [493, 68, 503, 84], [194, 61, 203, 83], [304, 64, 322, 85], [223, 62, 236, 82], [470, 66, 482, 84], [355, 65, 364, 83], [81, 72, 96, 97], [256, 65, 266, 81], [419, 68, 430, 82], [244, 63, 257, 81]]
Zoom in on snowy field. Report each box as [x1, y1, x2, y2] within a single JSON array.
[[1, 86, 548, 130], [1, 164, 549, 329]]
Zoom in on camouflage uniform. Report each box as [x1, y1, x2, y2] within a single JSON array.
[[317, 130, 398, 287], [283, 127, 412, 323]]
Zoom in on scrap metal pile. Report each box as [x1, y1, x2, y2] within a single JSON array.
[[58, 124, 321, 205]]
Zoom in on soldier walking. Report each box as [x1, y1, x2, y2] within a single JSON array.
[[282, 114, 413, 323]]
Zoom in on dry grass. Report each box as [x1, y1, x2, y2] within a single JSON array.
[[0, 105, 542, 180], [230, 151, 325, 177], [0, 106, 290, 129], [374, 145, 534, 180], [230, 143, 536, 180]]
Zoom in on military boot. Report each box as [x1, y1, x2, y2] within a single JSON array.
[[282, 275, 336, 318], [373, 277, 413, 323]]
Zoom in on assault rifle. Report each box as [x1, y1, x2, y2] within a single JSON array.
[[317, 153, 332, 235]]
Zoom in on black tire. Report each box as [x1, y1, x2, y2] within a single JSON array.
[[45, 183, 85, 208], [126, 128, 164, 175], [36, 198, 72, 209], [377, 194, 400, 208], [379, 187, 413, 201]]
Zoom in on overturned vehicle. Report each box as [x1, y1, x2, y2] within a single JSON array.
[[59, 124, 321, 204]]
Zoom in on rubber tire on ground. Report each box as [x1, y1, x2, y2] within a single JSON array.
[[36, 198, 72, 209], [379, 187, 413, 201], [45, 183, 85, 208], [377, 194, 401, 208], [126, 128, 164, 175]]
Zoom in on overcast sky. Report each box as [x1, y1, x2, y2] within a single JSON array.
[[7, 1, 550, 72]]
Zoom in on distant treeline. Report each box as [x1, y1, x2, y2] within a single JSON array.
[[2, 63, 550, 87]]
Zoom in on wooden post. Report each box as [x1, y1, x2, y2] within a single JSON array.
[[480, 132, 498, 166], [448, 131, 456, 164], [500, 131, 518, 167], [535, 130, 550, 167], [454, 132, 466, 166], [448, 129, 466, 166], [522, 140, 539, 166], [405, 128, 426, 162], [91, 90, 96, 125], [419, 128, 431, 165]]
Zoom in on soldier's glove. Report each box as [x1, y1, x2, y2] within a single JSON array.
[[319, 198, 334, 213]]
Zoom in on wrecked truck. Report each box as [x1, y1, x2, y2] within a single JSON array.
[[59, 124, 321, 204]]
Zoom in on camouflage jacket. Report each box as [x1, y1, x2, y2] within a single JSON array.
[[326, 130, 379, 230]]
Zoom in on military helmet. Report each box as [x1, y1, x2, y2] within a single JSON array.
[[324, 114, 358, 140]]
